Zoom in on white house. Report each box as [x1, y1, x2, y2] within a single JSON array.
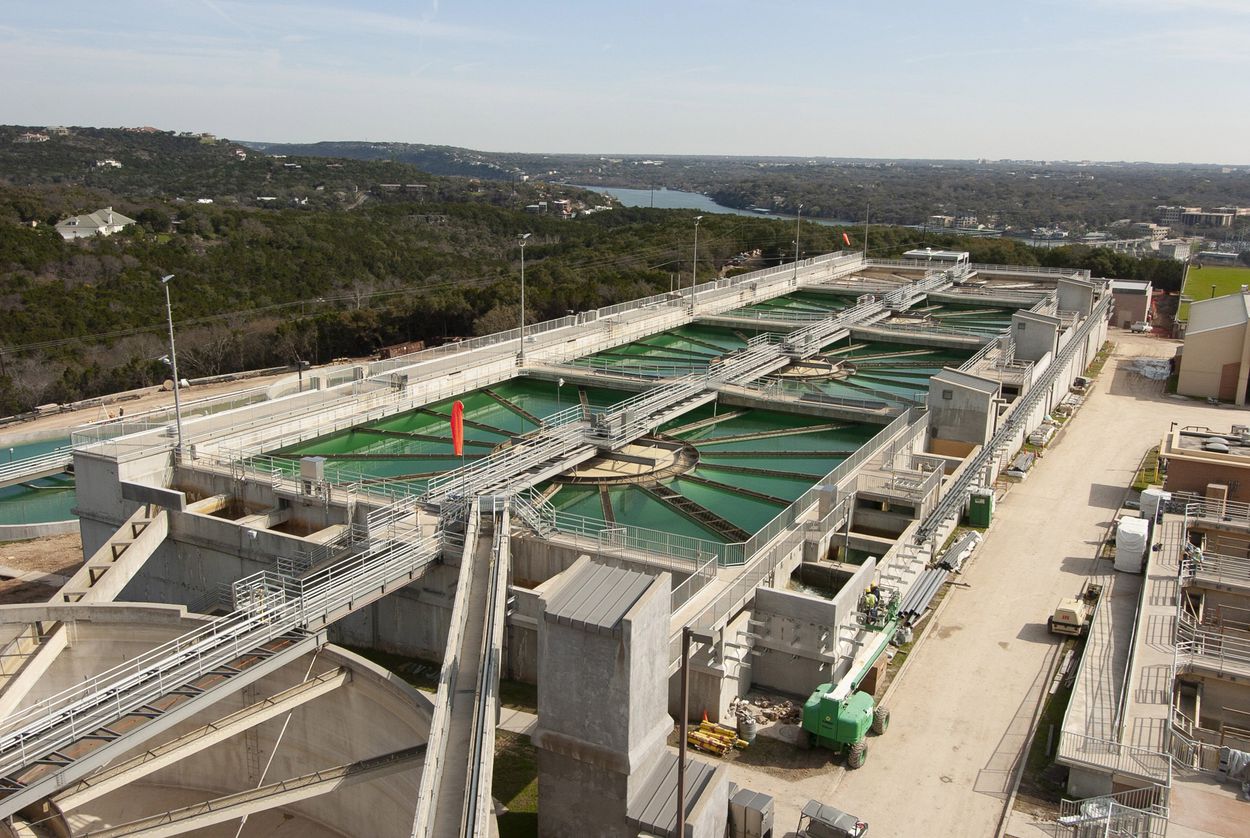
[[55, 207, 137, 240]]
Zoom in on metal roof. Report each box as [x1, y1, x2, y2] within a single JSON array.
[[625, 750, 718, 836], [544, 561, 655, 635], [1186, 292, 1250, 337], [932, 367, 1000, 395], [800, 799, 862, 830]]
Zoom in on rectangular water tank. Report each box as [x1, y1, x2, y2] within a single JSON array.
[[1140, 487, 1170, 522], [300, 456, 326, 482], [1115, 516, 1149, 573]]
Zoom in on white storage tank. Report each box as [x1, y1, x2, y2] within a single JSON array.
[[1139, 487, 1170, 521], [1115, 516, 1149, 573]]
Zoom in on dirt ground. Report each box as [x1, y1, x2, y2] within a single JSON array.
[[0, 363, 326, 441], [0, 532, 82, 604]]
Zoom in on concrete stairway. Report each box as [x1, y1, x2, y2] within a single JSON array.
[[639, 484, 751, 542], [57, 504, 168, 604]]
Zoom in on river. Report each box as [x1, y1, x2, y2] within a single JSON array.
[[573, 185, 855, 226]]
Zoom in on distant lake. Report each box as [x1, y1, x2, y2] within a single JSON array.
[[574, 185, 854, 226]]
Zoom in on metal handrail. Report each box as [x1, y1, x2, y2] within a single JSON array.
[[1181, 549, 1250, 585], [1175, 612, 1250, 672], [1056, 730, 1171, 782], [0, 518, 440, 780], [0, 447, 73, 484]]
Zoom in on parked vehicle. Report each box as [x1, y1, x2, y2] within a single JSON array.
[[796, 799, 868, 838]]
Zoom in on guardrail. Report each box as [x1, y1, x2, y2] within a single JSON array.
[[716, 308, 834, 323], [1057, 731, 1171, 782], [465, 504, 509, 836], [1181, 549, 1250, 587], [0, 447, 73, 485], [1179, 496, 1250, 525], [1057, 786, 1168, 837], [854, 320, 996, 340], [69, 387, 271, 449], [670, 552, 718, 612], [1175, 613, 1250, 676], [744, 378, 898, 412], [970, 263, 1091, 279], [958, 335, 1005, 371], [411, 505, 477, 838]]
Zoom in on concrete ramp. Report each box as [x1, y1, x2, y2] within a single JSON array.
[[413, 505, 510, 838], [57, 505, 169, 604]]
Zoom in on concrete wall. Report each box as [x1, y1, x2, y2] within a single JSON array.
[[1012, 311, 1062, 363], [1165, 459, 1250, 503], [0, 605, 430, 838], [1057, 278, 1095, 317], [926, 375, 996, 447], [533, 562, 675, 838], [749, 556, 877, 697], [1178, 325, 1246, 401], [1112, 291, 1149, 327]]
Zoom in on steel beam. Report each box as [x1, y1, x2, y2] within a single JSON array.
[[56, 667, 349, 811]]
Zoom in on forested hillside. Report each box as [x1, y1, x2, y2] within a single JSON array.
[[0, 125, 1183, 416]]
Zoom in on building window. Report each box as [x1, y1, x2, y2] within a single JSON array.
[[1017, 322, 1027, 331], [942, 389, 953, 400]]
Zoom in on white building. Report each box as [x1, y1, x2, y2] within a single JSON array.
[[54, 207, 137, 240]]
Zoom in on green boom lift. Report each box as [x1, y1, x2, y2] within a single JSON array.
[[801, 585, 898, 769]]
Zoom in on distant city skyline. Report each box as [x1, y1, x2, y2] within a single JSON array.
[[3, 0, 1248, 165]]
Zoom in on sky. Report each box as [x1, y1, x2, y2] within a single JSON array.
[[3, 0, 1248, 163]]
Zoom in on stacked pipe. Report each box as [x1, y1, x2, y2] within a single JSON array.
[[687, 720, 749, 757], [898, 566, 949, 626], [898, 532, 981, 626]]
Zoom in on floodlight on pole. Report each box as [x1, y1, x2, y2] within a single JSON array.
[[518, 233, 531, 365], [793, 203, 804, 287], [160, 274, 184, 457], [689, 216, 703, 316]]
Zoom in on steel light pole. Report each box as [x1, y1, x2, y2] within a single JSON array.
[[689, 216, 703, 316], [160, 274, 184, 457], [793, 203, 804, 287], [518, 233, 531, 365]]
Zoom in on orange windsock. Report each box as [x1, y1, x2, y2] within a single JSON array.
[[842, 232, 852, 247], [451, 400, 464, 456]]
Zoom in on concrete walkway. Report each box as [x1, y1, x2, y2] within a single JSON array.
[[725, 332, 1236, 836]]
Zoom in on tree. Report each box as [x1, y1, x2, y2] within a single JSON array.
[[473, 303, 532, 336]]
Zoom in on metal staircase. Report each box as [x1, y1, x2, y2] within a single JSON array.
[[0, 496, 440, 819], [638, 484, 751, 542]]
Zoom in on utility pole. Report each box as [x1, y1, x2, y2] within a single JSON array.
[[863, 203, 871, 257], [518, 233, 531, 365], [676, 626, 691, 837], [160, 274, 184, 458], [690, 216, 704, 316], [793, 203, 804, 287]]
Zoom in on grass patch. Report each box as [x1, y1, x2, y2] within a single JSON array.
[[1131, 446, 1163, 492], [1082, 340, 1115, 379], [1016, 647, 1077, 810], [1178, 265, 1250, 321], [344, 646, 539, 713], [495, 732, 539, 838]]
